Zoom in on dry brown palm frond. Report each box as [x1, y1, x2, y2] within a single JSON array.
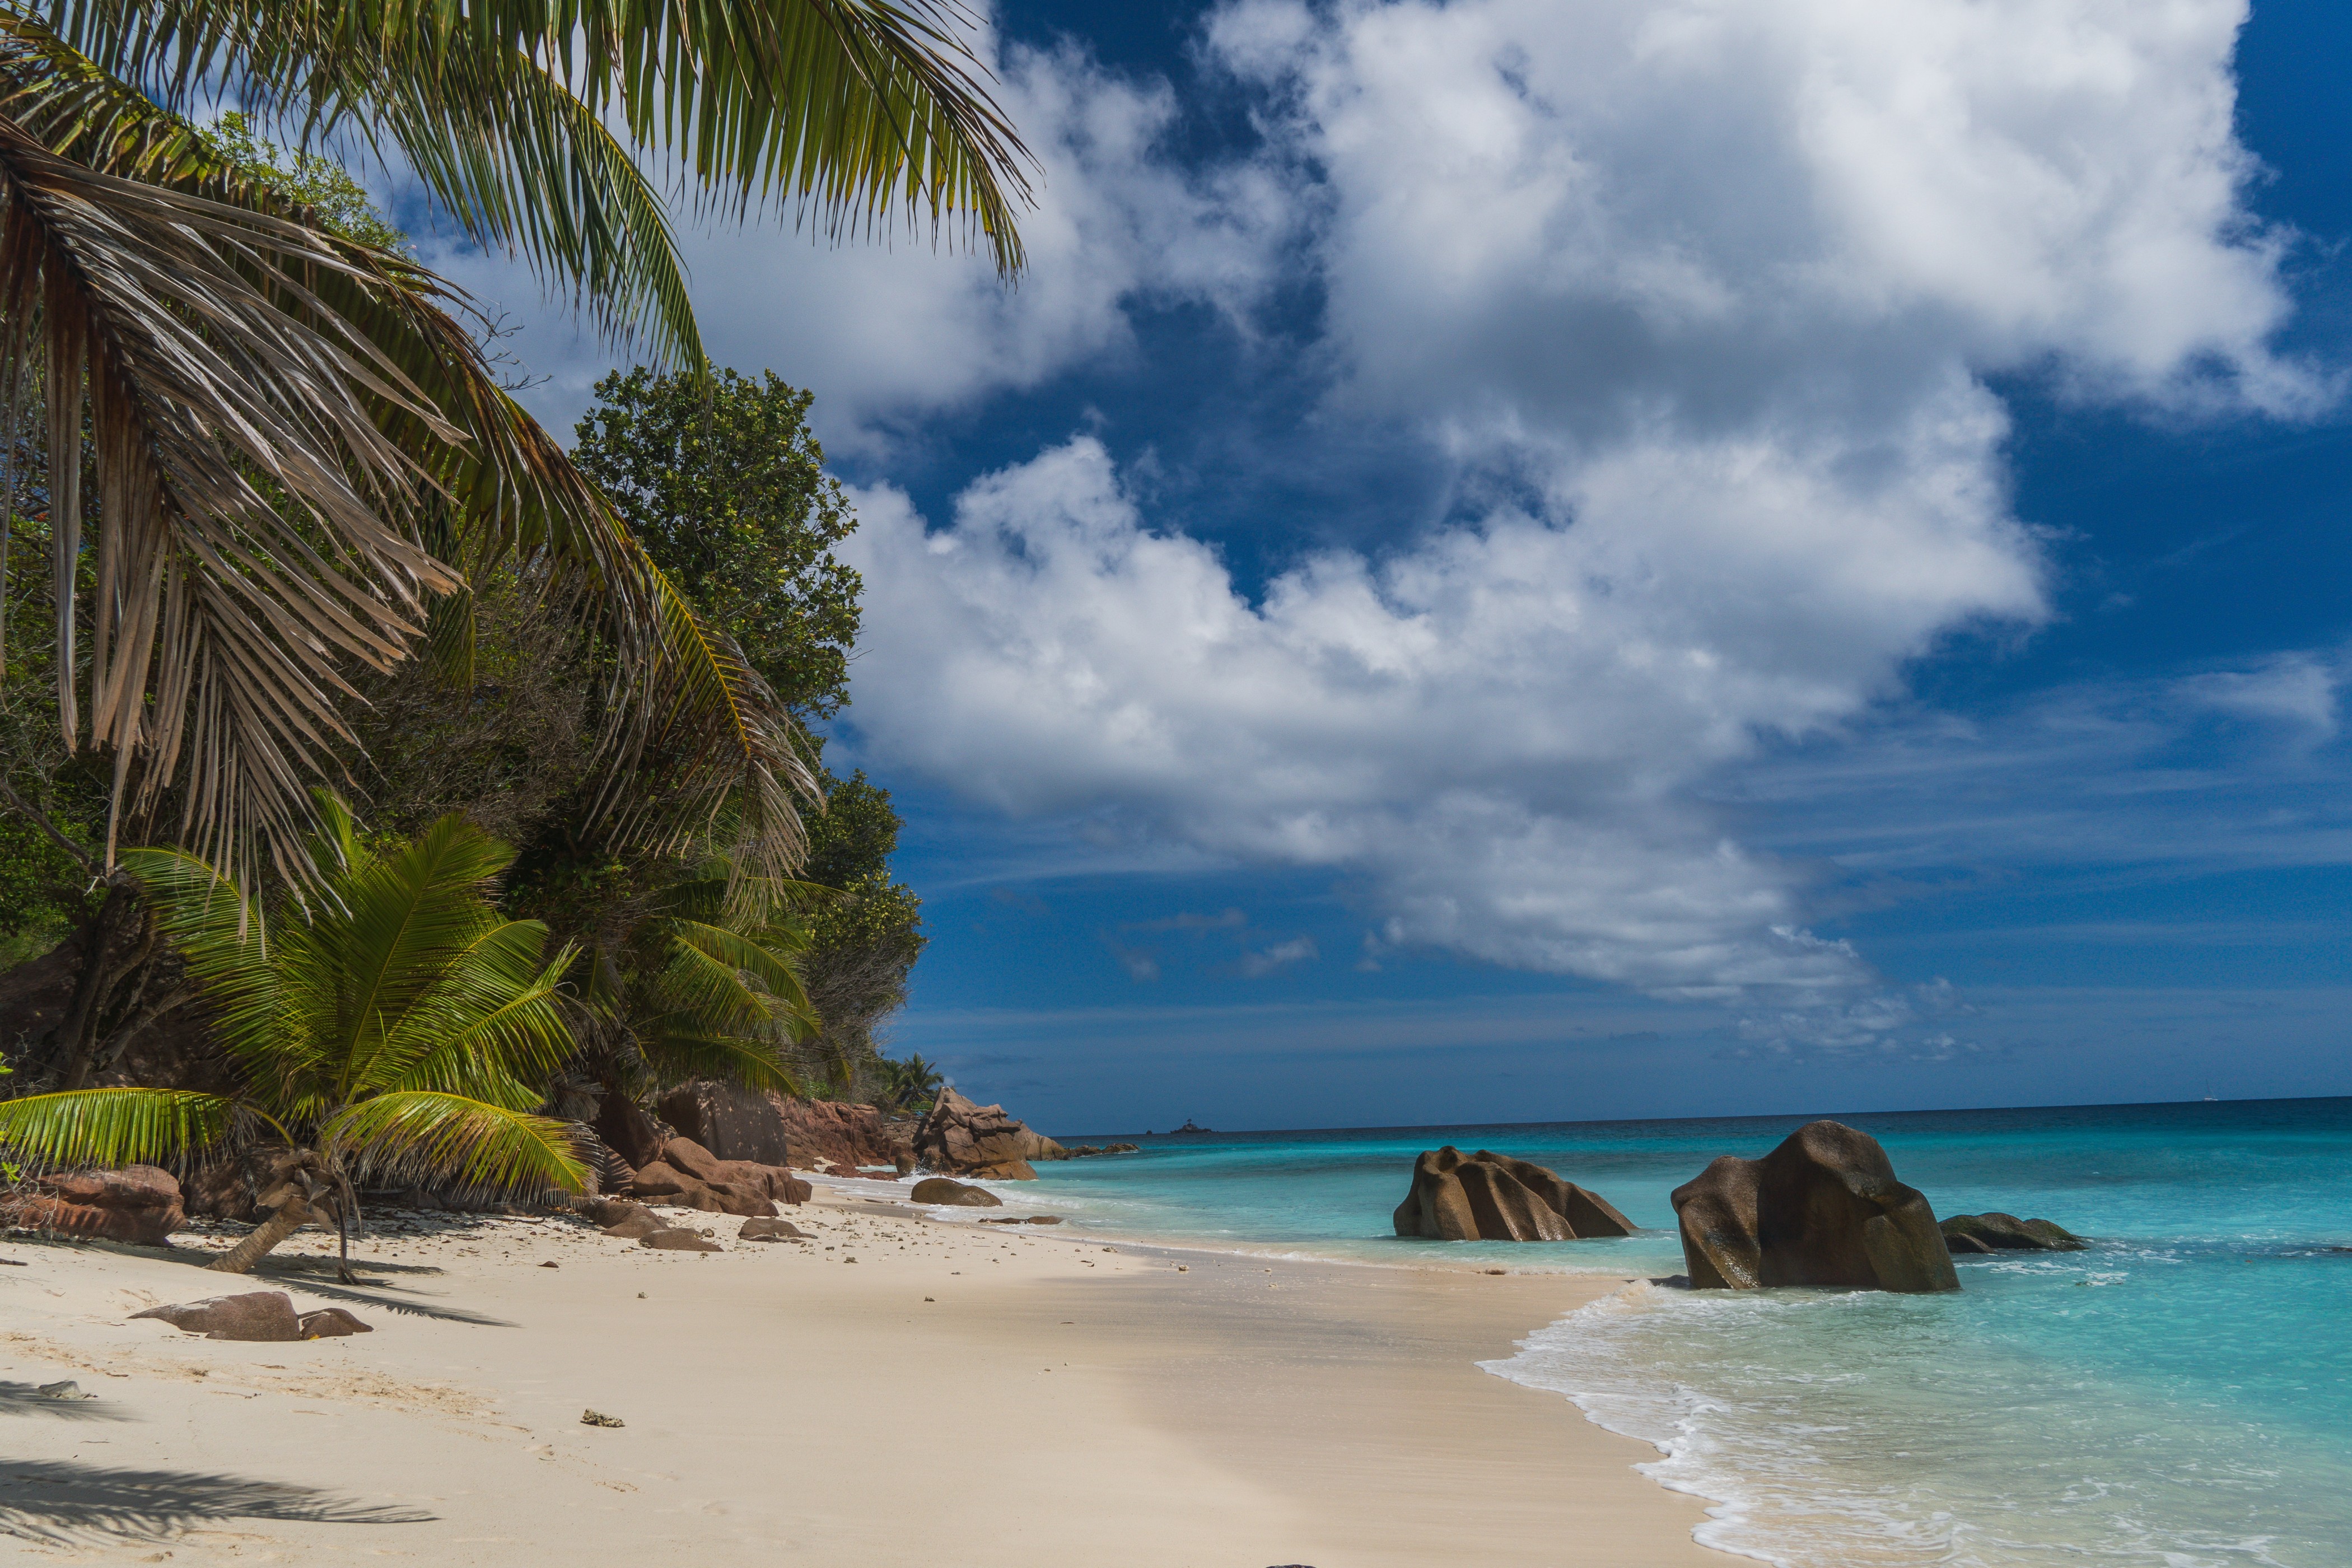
[[0, 110, 465, 886], [0, 17, 816, 885]]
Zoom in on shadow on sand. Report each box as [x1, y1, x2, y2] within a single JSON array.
[[0, 1458, 432, 1547], [0, 1383, 135, 1422]]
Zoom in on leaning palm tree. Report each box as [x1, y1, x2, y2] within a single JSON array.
[[0, 0, 1032, 890], [0, 792, 586, 1276], [0, 0, 1032, 1086]]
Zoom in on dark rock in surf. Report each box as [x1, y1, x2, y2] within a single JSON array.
[[1392, 1147, 1637, 1242], [1670, 1121, 1959, 1294], [1940, 1212, 2086, 1252], [911, 1177, 1002, 1208]]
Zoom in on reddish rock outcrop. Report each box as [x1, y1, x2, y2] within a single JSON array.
[[771, 1096, 904, 1175], [1670, 1121, 1959, 1294], [593, 1094, 670, 1172], [658, 1080, 793, 1166], [593, 1096, 810, 1210], [913, 1088, 1062, 1180], [1392, 1149, 1636, 1242], [627, 1156, 776, 1218], [181, 1145, 311, 1222], [4, 1164, 185, 1245]]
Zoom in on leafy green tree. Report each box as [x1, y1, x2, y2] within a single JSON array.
[[571, 367, 862, 721], [568, 851, 817, 1104], [0, 0, 1033, 888], [193, 111, 411, 251], [797, 768, 925, 1088], [0, 794, 585, 1276]]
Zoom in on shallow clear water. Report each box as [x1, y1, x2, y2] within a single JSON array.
[[998, 1099, 2352, 1567]]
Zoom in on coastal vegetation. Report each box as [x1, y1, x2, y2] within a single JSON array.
[[0, 794, 588, 1276], [0, 0, 1026, 1212]]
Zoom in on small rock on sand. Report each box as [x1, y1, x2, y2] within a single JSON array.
[[739, 1217, 809, 1242], [298, 1307, 372, 1338], [130, 1291, 302, 1342], [640, 1230, 723, 1253], [603, 1211, 668, 1240]]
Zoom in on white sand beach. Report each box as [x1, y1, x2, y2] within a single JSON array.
[[2, 1183, 1729, 1566]]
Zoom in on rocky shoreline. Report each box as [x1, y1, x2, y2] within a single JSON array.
[[0, 1082, 1127, 1250]]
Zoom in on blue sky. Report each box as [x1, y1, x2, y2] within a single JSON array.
[[461, 1, 2352, 1132]]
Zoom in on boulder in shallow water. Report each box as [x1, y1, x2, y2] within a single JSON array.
[[912, 1088, 1062, 1178], [1940, 1212, 2086, 1253], [1392, 1147, 1637, 1242], [911, 1177, 1001, 1207], [1670, 1121, 1959, 1294]]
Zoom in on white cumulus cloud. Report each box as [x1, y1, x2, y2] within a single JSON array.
[[436, 27, 1294, 447], [826, 0, 2317, 1046]]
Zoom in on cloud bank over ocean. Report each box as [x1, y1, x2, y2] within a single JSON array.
[[775, 0, 2306, 1047], [440, 0, 2332, 1067]]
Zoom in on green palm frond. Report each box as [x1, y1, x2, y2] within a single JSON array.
[[0, 1086, 234, 1170], [329, 1090, 587, 1194], [664, 917, 814, 1035], [119, 844, 327, 1098], [366, 928, 575, 1104], [632, 1023, 806, 1096], [332, 813, 521, 1070], [51, 0, 1035, 292]]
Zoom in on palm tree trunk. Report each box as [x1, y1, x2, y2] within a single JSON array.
[[206, 1200, 312, 1274]]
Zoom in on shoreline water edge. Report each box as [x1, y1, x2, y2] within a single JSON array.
[[1023, 1096, 2352, 1568], [5, 1095, 2346, 1565]]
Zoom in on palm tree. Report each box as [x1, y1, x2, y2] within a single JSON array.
[[877, 1051, 940, 1114], [0, 792, 586, 1276], [570, 850, 819, 1103], [0, 0, 1032, 1087], [0, 0, 1032, 892]]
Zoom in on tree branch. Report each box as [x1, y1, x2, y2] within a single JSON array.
[[0, 773, 97, 876]]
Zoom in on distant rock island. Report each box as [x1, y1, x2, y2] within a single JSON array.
[[1168, 1119, 1213, 1135]]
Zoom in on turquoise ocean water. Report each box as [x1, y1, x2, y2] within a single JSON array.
[[988, 1099, 2351, 1567]]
